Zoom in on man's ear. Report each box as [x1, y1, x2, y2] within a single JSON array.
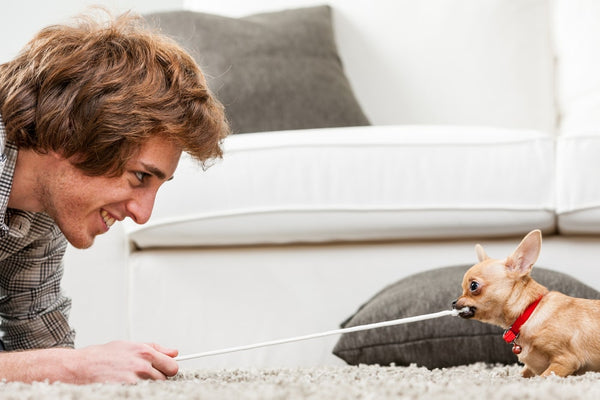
[[506, 230, 542, 276], [475, 244, 489, 262]]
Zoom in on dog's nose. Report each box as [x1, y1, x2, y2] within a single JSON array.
[[452, 299, 475, 318]]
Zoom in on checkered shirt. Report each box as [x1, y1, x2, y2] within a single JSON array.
[[0, 114, 75, 350]]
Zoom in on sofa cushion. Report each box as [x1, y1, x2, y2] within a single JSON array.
[[553, 1, 600, 234], [556, 133, 600, 234], [145, 6, 369, 134], [332, 265, 600, 368], [125, 125, 555, 248]]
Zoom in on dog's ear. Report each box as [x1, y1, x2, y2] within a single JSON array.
[[475, 244, 489, 262], [506, 230, 542, 276]]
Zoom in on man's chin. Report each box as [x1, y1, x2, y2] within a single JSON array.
[[63, 231, 96, 249]]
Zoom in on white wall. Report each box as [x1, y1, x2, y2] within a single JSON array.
[[0, 0, 183, 63]]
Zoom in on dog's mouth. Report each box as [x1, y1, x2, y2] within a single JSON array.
[[457, 306, 476, 319]]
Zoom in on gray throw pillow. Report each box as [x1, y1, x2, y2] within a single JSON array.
[[145, 6, 370, 134], [333, 265, 600, 368]]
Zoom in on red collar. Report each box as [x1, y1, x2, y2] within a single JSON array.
[[503, 296, 543, 344]]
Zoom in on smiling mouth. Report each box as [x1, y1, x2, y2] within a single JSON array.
[[101, 210, 116, 229]]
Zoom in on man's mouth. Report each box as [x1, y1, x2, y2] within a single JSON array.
[[101, 210, 116, 229]]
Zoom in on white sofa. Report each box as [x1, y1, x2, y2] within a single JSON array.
[[62, 0, 600, 369]]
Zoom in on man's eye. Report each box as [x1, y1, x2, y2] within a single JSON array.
[[135, 171, 149, 182], [470, 281, 479, 292]]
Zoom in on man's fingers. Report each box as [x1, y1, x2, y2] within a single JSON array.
[[151, 354, 179, 378], [143, 343, 179, 377], [146, 342, 179, 358]]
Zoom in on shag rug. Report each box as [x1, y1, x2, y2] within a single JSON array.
[[2, 363, 600, 399]]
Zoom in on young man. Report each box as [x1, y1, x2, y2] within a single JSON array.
[[0, 12, 229, 383]]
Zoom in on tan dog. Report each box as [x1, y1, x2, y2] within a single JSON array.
[[453, 229, 600, 377]]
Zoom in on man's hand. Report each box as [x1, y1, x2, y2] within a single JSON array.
[[0, 340, 179, 384], [72, 341, 179, 383]]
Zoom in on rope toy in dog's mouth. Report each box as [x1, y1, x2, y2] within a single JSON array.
[[175, 307, 468, 362]]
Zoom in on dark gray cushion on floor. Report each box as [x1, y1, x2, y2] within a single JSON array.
[[145, 6, 370, 134], [333, 265, 600, 368]]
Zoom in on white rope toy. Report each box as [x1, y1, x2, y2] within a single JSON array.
[[175, 308, 467, 362]]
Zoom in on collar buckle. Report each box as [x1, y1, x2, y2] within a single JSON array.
[[503, 329, 518, 344]]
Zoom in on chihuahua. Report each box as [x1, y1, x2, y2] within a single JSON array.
[[453, 229, 600, 377]]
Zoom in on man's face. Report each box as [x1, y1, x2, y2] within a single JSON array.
[[42, 136, 182, 249]]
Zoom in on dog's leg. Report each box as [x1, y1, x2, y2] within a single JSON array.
[[540, 358, 579, 377], [521, 366, 536, 378]]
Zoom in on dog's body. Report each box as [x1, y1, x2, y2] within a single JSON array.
[[453, 230, 600, 377]]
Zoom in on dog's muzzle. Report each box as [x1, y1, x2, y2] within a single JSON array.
[[452, 301, 476, 319]]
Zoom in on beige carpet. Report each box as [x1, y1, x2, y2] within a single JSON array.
[[1, 363, 600, 399]]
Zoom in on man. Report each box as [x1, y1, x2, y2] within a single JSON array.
[[0, 11, 229, 383]]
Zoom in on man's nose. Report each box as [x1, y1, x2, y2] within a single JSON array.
[[126, 191, 157, 225]]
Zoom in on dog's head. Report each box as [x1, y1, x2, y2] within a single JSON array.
[[452, 230, 542, 327]]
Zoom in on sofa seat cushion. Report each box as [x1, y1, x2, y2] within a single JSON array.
[[125, 125, 555, 248]]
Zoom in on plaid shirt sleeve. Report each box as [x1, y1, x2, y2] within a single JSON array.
[[0, 210, 76, 350]]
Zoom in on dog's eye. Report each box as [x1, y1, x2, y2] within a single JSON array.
[[470, 281, 479, 292]]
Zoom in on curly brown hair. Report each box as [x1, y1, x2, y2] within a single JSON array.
[[0, 11, 229, 176]]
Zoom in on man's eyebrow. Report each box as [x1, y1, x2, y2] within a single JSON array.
[[141, 162, 173, 181]]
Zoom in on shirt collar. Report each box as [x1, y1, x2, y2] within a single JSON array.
[[0, 114, 24, 236]]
